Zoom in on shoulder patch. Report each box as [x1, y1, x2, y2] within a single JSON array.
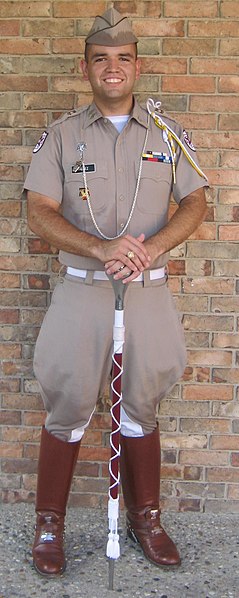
[[33, 131, 48, 153], [183, 130, 196, 152]]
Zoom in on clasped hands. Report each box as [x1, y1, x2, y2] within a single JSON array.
[[104, 233, 151, 284]]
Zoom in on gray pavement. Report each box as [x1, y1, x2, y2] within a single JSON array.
[[0, 503, 238, 598]]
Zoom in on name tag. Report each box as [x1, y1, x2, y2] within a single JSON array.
[[72, 163, 96, 173]]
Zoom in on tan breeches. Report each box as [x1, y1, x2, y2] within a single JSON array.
[[33, 272, 186, 438]]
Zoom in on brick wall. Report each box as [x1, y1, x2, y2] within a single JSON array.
[[0, 0, 238, 512]]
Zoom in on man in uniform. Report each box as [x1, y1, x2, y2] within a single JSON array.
[[25, 8, 208, 577]]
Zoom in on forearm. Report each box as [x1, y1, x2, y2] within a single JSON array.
[[145, 188, 207, 263], [27, 191, 150, 268], [28, 199, 100, 258]]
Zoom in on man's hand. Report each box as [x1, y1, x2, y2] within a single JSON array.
[[103, 233, 151, 281]]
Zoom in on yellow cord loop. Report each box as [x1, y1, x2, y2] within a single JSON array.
[[146, 98, 208, 184]]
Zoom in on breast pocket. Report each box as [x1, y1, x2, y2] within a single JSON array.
[[136, 161, 172, 214], [64, 160, 108, 214]]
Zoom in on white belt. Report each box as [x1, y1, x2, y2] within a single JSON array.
[[66, 266, 165, 282]]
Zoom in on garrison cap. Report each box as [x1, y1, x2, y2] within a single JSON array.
[[85, 7, 138, 47]]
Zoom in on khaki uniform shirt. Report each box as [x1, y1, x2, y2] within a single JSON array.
[[24, 97, 208, 270]]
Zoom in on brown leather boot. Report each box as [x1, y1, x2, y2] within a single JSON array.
[[120, 427, 181, 567], [32, 426, 81, 576]]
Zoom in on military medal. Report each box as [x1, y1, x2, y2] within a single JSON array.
[[79, 186, 90, 200], [142, 151, 172, 164]]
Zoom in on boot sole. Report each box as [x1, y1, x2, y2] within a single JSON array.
[[127, 528, 181, 569], [33, 560, 66, 577]]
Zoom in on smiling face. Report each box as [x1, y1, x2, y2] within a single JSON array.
[[81, 44, 141, 115]]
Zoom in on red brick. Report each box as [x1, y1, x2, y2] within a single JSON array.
[[231, 453, 239, 467], [0, 76, 48, 92], [27, 238, 55, 254], [0, 2, 51, 17], [191, 58, 239, 75], [53, 2, 105, 17], [23, 19, 74, 37], [0, 273, 20, 289], [0, 20, 20, 36], [221, 1, 239, 17], [164, 1, 218, 17], [183, 385, 233, 402], [0, 165, 23, 181], [0, 309, 19, 324], [0, 443, 24, 458], [181, 418, 230, 434], [207, 468, 239, 483], [22, 414, 46, 428], [189, 21, 239, 38], [163, 38, 217, 56], [134, 19, 184, 37], [219, 189, 239, 204], [52, 38, 85, 55], [190, 95, 239, 112], [210, 437, 239, 450], [212, 334, 239, 349], [187, 349, 232, 367], [162, 76, 215, 93], [0, 343, 21, 359], [220, 39, 239, 56], [2, 426, 39, 443], [0, 410, 21, 424], [161, 465, 183, 479], [0, 39, 50, 55], [27, 274, 50, 290], [23, 92, 74, 110], [227, 485, 239, 499], [140, 57, 186, 74], [0, 200, 21, 217], [219, 225, 239, 241], [180, 450, 228, 466], [183, 315, 234, 332], [183, 466, 203, 480], [75, 461, 100, 477], [80, 447, 110, 462]]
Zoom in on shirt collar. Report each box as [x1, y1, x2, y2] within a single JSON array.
[[84, 97, 149, 129]]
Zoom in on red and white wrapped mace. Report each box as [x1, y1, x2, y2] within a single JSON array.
[[106, 278, 128, 590]]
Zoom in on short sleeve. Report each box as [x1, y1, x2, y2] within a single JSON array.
[[24, 126, 63, 203], [172, 127, 208, 204]]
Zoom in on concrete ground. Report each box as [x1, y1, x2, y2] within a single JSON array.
[[0, 503, 238, 598]]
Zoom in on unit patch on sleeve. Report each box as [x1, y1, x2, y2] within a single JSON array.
[[183, 130, 196, 152], [33, 131, 48, 153]]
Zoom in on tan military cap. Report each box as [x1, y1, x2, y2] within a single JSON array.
[[85, 7, 138, 46]]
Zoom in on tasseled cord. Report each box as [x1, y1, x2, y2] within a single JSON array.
[[146, 98, 208, 184]]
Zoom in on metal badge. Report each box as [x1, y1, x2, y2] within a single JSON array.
[[72, 142, 87, 172], [76, 142, 87, 163]]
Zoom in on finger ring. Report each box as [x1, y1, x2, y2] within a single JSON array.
[[117, 265, 124, 272], [127, 250, 135, 259]]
